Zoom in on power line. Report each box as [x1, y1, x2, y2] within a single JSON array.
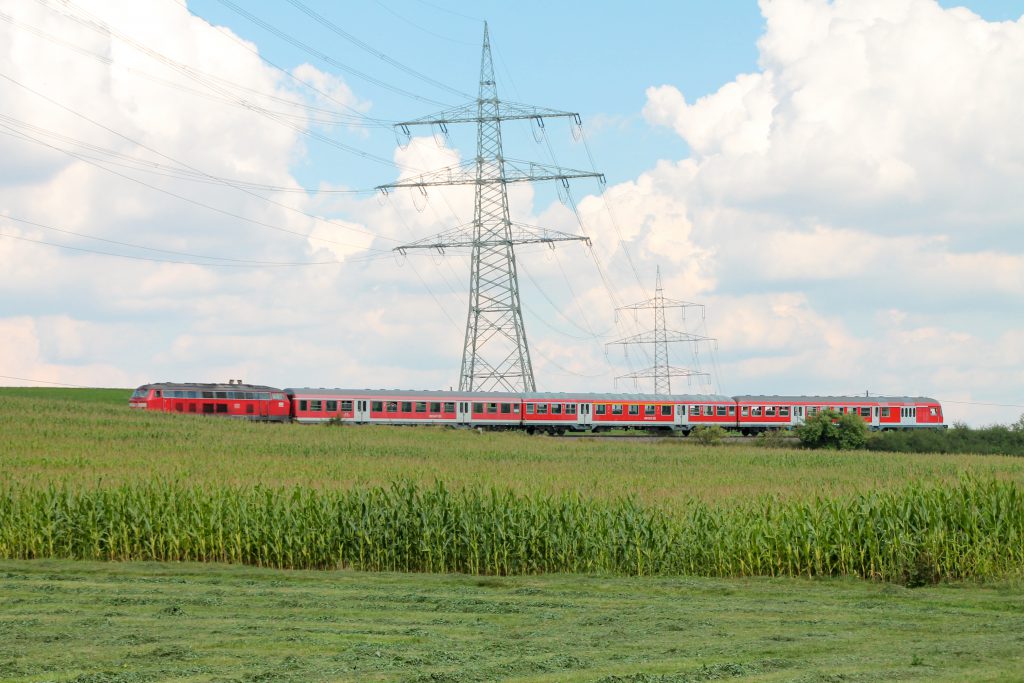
[[0, 213, 359, 267], [0, 375, 98, 388], [283, 0, 471, 98], [211, 0, 455, 107]]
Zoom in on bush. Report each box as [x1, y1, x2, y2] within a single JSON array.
[[796, 409, 867, 450], [867, 423, 1024, 456], [754, 429, 792, 449], [690, 425, 727, 446]]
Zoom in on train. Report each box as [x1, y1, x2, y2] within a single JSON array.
[[128, 381, 947, 435]]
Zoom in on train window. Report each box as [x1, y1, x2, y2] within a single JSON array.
[[430, 402, 441, 413], [645, 405, 656, 416], [311, 400, 322, 412], [340, 400, 352, 412], [860, 407, 870, 418], [595, 405, 606, 415], [537, 404, 548, 415], [272, 393, 285, 401], [487, 403, 498, 413], [611, 404, 623, 415], [661, 405, 672, 416], [627, 404, 639, 415], [716, 405, 727, 416], [526, 404, 535, 414], [246, 404, 254, 414], [386, 401, 398, 413], [203, 404, 214, 414], [131, 388, 147, 398], [729, 406, 736, 416], [326, 401, 337, 412], [299, 400, 308, 411], [751, 406, 762, 416], [215, 392, 226, 399], [416, 402, 427, 413], [473, 402, 484, 413], [216, 404, 228, 413], [912, 407, 917, 418], [551, 404, 562, 415], [187, 391, 197, 398], [780, 406, 790, 417], [154, 390, 162, 398], [500, 403, 511, 414], [700, 405, 711, 416], [930, 407, 938, 416], [513, 404, 520, 413], [371, 401, 383, 412], [741, 406, 749, 417], [765, 407, 777, 417], [443, 402, 455, 413], [201, 391, 213, 399], [567, 404, 577, 414], [401, 402, 412, 412]]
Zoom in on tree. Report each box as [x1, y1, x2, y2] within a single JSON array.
[[1011, 414, 1024, 433], [796, 409, 868, 450]]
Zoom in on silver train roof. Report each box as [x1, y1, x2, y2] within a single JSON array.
[[734, 395, 939, 403], [285, 388, 734, 402]]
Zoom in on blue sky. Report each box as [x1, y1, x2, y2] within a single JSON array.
[[1, 0, 1023, 424]]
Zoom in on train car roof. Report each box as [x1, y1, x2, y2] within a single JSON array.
[[733, 394, 940, 403], [138, 382, 284, 392], [285, 388, 733, 402]]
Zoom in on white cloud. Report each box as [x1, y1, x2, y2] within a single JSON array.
[[2, 0, 1022, 428]]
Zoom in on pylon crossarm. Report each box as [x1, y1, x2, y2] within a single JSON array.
[[617, 299, 705, 311], [393, 222, 589, 254], [396, 101, 581, 128], [615, 366, 709, 380], [376, 160, 603, 191], [607, 330, 713, 346]]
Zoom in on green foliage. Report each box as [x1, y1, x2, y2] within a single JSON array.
[[690, 425, 727, 446], [2, 477, 1023, 582], [867, 423, 1024, 456], [796, 409, 868, 450], [753, 429, 793, 449]]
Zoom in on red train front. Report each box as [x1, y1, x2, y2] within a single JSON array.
[[129, 381, 290, 421]]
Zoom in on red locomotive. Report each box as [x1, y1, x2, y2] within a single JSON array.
[[129, 381, 291, 421], [130, 382, 945, 434]]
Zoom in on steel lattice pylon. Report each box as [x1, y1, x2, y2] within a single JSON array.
[[377, 23, 603, 392], [607, 267, 714, 395]]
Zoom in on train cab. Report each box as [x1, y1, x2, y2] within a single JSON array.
[[128, 382, 290, 421]]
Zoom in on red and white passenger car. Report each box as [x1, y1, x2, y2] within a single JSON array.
[[733, 395, 945, 435]]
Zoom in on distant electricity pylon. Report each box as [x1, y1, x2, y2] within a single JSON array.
[[607, 266, 714, 395], [376, 23, 604, 392]]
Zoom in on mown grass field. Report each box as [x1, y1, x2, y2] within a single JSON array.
[[2, 559, 1023, 682]]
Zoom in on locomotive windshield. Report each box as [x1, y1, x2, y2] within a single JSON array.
[[130, 387, 150, 398]]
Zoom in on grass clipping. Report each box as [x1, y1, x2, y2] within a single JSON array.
[[1, 476, 1021, 584]]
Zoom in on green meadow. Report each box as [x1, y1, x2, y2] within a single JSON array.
[[2, 388, 1023, 681]]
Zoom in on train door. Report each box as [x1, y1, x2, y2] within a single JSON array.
[[457, 401, 472, 424], [577, 402, 592, 428], [354, 400, 369, 423], [676, 404, 686, 429], [792, 405, 805, 427]]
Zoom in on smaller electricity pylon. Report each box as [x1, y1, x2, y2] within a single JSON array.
[[607, 267, 714, 395]]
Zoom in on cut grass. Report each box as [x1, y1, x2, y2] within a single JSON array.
[[1, 560, 1023, 682]]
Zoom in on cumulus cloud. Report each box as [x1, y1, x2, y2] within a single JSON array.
[[635, 0, 1024, 423], [2, 0, 1022, 427]]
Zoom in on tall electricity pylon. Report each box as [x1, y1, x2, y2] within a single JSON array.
[[607, 266, 714, 395], [377, 23, 603, 392]]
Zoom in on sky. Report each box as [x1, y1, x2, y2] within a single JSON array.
[[1, 0, 1023, 425]]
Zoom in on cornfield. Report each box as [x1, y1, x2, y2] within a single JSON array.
[[2, 477, 1021, 582]]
